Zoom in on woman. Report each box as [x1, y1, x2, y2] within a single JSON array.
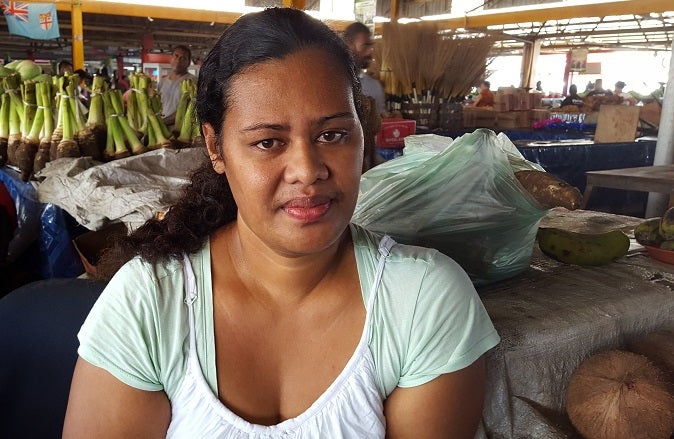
[[472, 81, 494, 108], [63, 8, 499, 438]]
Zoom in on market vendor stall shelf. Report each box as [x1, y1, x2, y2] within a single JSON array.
[[476, 208, 674, 439], [582, 164, 674, 212]]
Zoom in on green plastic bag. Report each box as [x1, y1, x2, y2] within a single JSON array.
[[352, 129, 548, 286]]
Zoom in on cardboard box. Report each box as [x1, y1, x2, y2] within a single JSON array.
[[375, 118, 416, 148], [464, 107, 497, 128], [529, 109, 551, 122], [72, 222, 128, 275]]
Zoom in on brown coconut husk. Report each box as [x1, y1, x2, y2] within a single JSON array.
[[0, 137, 7, 166], [15, 139, 39, 181], [7, 133, 21, 166], [629, 330, 674, 390], [76, 124, 105, 161], [566, 350, 674, 439], [50, 126, 63, 161], [56, 138, 81, 159], [33, 140, 51, 174]]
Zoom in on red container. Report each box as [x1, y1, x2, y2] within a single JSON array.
[[375, 119, 416, 148]]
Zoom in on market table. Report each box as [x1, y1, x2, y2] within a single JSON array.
[[581, 164, 674, 209], [475, 209, 674, 439]]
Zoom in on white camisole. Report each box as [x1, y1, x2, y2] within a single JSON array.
[[165, 235, 396, 438]]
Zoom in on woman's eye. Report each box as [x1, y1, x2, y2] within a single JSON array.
[[255, 139, 280, 150], [317, 131, 346, 143]]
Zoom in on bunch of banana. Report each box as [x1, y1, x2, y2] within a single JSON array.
[[634, 207, 674, 250]]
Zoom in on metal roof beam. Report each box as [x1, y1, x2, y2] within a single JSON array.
[[427, 0, 674, 30]]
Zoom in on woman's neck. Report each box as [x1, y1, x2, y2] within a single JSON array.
[[217, 220, 350, 308]]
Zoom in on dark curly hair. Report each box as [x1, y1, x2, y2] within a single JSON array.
[[96, 8, 363, 280]]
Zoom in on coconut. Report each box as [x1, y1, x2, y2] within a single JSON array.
[[629, 331, 674, 387], [566, 350, 674, 439]]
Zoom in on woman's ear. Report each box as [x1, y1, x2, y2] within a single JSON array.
[[203, 123, 226, 174]]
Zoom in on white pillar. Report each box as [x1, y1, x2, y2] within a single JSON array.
[[646, 41, 674, 218]]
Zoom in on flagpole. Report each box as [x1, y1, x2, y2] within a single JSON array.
[[70, 0, 84, 69]]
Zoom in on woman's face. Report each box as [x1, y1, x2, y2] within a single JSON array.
[[205, 48, 364, 256]]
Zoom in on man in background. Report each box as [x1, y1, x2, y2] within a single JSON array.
[[343, 22, 386, 117], [614, 81, 637, 105], [157, 45, 196, 129]]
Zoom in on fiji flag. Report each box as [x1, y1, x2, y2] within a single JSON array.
[[2, 1, 60, 40]]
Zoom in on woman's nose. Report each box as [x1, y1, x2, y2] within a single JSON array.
[[284, 139, 329, 185]]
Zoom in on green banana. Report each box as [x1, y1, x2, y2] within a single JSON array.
[[537, 228, 630, 266], [634, 217, 663, 247]]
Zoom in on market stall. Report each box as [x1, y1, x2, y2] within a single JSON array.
[[477, 208, 674, 438]]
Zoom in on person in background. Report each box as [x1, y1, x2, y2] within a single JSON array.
[[614, 81, 637, 106], [472, 80, 495, 107], [63, 8, 499, 438], [58, 60, 73, 76], [586, 78, 609, 97], [157, 45, 196, 129], [343, 22, 386, 117], [561, 84, 584, 108], [535, 81, 543, 92], [73, 69, 92, 109]]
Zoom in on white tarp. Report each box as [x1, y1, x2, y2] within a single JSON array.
[[36, 148, 207, 231]]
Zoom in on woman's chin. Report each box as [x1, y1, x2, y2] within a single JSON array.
[[270, 220, 350, 257]]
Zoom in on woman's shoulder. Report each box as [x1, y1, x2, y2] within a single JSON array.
[[106, 241, 210, 308]]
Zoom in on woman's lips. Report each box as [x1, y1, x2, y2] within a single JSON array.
[[282, 196, 332, 222]]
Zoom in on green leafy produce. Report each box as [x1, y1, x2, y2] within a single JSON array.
[[34, 81, 55, 173], [76, 75, 106, 161]]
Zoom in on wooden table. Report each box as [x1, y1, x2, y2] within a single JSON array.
[[582, 164, 674, 209]]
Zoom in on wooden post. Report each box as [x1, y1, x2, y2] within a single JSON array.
[[646, 40, 674, 217], [562, 50, 572, 96], [520, 39, 540, 89], [390, 0, 400, 22], [71, 0, 84, 70]]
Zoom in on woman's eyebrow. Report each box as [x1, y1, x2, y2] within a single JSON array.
[[240, 122, 287, 133], [318, 112, 356, 124], [240, 112, 356, 133]]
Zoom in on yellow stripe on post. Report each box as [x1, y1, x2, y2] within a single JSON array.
[[282, 0, 306, 9], [70, 0, 84, 70]]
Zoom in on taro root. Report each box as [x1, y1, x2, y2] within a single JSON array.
[[77, 75, 106, 161], [566, 350, 674, 439], [33, 140, 51, 174], [515, 170, 583, 210]]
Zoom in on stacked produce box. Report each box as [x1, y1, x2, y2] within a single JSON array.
[[0, 60, 202, 181]]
